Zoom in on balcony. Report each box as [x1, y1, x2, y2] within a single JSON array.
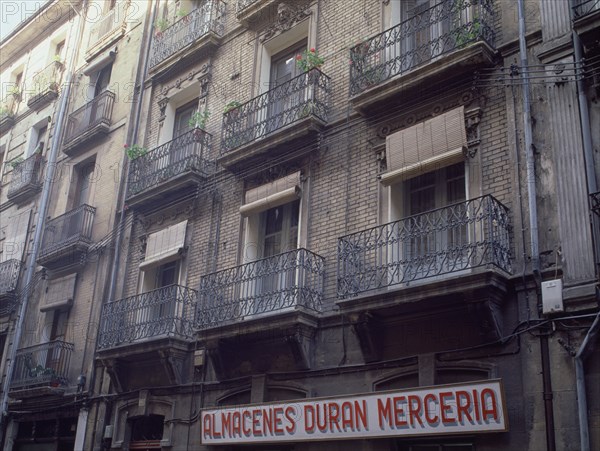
[[220, 69, 330, 170], [236, 0, 278, 25], [0, 94, 18, 135], [148, 1, 225, 77], [7, 153, 43, 203], [10, 340, 74, 398], [63, 90, 115, 155], [573, 0, 600, 18], [196, 248, 325, 332], [86, 1, 129, 61], [349, 0, 495, 113], [337, 195, 511, 304], [38, 204, 96, 270], [125, 128, 215, 209], [0, 259, 21, 316], [27, 61, 63, 110]]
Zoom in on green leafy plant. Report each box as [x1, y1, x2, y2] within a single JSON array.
[[52, 54, 63, 63], [9, 156, 24, 168], [188, 110, 210, 129], [155, 18, 170, 37], [177, 9, 188, 19], [223, 101, 242, 114], [295, 48, 325, 72], [8, 86, 21, 98], [124, 144, 148, 159]]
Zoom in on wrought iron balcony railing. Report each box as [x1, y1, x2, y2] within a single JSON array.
[[196, 248, 325, 330], [338, 195, 511, 298], [27, 61, 63, 105], [573, 0, 600, 18], [149, 0, 225, 68], [39, 204, 96, 259], [349, 0, 495, 96], [591, 191, 600, 216], [87, 1, 128, 51], [221, 69, 330, 153], [64, 90, 115, 146], [11, 340, 74, 390], [7, 153, 43, 199], [126, 128, 215, 198], [0, 259, 20, 299], [97, 284, 197, 350]]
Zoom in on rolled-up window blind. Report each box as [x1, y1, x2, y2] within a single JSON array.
[[140, 220, 188, 269]]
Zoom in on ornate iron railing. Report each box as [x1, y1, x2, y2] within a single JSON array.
[[64, 90, 115, 145], [237, 0, 259, 12], [87, 1, 128, 50], [221, 69, 330, 153], [7, 154, 43, 198], [149, 0, 225, 68], [349, 0, 495, 96], [573, 0, 600, 18], [196, 248, 325, 329], [338, 195, 511, 298], [11, 340, 74, 390], [0, 259, 20, 298], [126, 128, 215, 198], [29, 61, 63, 97], [97, 284, 197, 350], [590, 191, 600, 216], [39, 204, 96, 258]]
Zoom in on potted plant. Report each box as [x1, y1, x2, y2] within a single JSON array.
[[177, 9, 189, 22], [8, 86, 21, 100], [223, 100, 242, 117], [155, 18, 170, 38], [295, 48, 325, 72], [9, 156, 24, 169], [124, 144, 148, 159], [298, 101, 316, 119], [455, 19, 482, 49], [188, 110, 210, 129]]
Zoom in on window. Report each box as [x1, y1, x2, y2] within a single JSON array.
[[94, 63, 112, 98], [27, 124, 47, 157], [72, 161, 95, 208], [261, 200, 299, 258], [129, 415, 164, 450], [173, 100, 197, 138], [54, 41, 65, 61]]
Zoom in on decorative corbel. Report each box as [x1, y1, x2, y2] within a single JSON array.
[[464, 108, 483, 158], [158, 97, 169, 123]]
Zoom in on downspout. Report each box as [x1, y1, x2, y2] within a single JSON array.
[[516, 1, 555, 450], [575, 309, 600, 451], [0, 0, 87, 433]]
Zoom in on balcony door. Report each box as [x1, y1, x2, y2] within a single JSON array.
[[64, 163, 94, 245], [267, 42, 306, 134], [402, 162, 467, 281]]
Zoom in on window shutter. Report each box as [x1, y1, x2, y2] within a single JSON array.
[[140, 220, 188, 269], [1, 210, 31, 262], [382, 106, 467, 185], [40, 274, 77, 312], [240, 171, 302, 216]]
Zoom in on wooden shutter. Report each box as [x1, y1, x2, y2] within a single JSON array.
[[140, 220, 188, 269], [382, 106, 466, 185], [1, 210, 31, 262], [40, 274, 77, 312]]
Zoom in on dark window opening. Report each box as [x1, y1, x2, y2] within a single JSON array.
[[130, 414, 164, 442]]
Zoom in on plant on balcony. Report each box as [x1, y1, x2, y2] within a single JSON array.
[[188, 110, 210, 130], [8, 86, 21, 100], [155, 18, 170, 38], [177, 9, 189, 22], [9, 156, 24, 168], [455, 18, 482, 49], [124, 144, 148, 159], [0, 104, 13, 118], [224, 101, 242, 114], [297, 101, 316, 119], [295, 48, 325, 72]]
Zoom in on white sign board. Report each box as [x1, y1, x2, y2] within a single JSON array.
[[201, 380, 508, 444]]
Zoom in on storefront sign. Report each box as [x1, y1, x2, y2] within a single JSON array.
[[201, 380, 507, 444]]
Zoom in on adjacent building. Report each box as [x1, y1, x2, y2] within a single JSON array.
[[1, 0, 598, 450]]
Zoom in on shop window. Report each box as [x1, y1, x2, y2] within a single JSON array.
[[129, 414, 164, 450]]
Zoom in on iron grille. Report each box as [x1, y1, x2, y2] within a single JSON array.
[[64, 90, 115, 145], [126, 128, 215, 198], [39, 204, 96, 258], [149, 0, 225, 68], [349, 0, 495, 96], [573, 0, 600, 18], [7, 154, 43, 199], [29, 61, 63, 98], [11, 340, 74, 390], [97, 284, 197, 350], [337, 195, 511, 298], [195, 248, 325, 329], [0, 259, 20, 298], [591, 191, 600, 216], [221, 68, 330, 153]]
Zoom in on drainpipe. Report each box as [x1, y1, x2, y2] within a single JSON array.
[[0, 0, 87, 435], [575, 309, 600, 451]]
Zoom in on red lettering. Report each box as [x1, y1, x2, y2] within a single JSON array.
[[252, 409, 262, 436], [316, 404, 327, 432], [456, 390, 473, 423], [242, 410, 252, 436], [285, 406, 296, 434], [377, 398, 392, 429], [232, 411, 241, 437], [393, 396, 408, 427], [328, 402, 342, 432], [341, 401, 354, 431], [202, 414, 212, 439], [424, 394, 439, 424], [355, 400, 367, 430], [473, 389, 481, 422], [263, 408, 273, 435], [439, 392, 455, 424], [481, 388, 499, 421], [273, 407, 284, 434], [304, 405, 315, 433], [221, 412, 232, 437], [211, 413, 221, 438], [408, 395, 424, 427]]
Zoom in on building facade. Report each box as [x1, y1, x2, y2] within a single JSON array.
[[1, 0, 599, 450]]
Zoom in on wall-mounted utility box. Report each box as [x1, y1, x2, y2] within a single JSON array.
[[542, 279, 564, 314]]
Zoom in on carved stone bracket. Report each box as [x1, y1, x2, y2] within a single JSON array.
[[260, 3, 312, 42], [157, 97, 169, 123], [101, 358, 123, 393], [158, 348, 187, 385], [350, 312, 383, 363], [464, 107, 483, 158]]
